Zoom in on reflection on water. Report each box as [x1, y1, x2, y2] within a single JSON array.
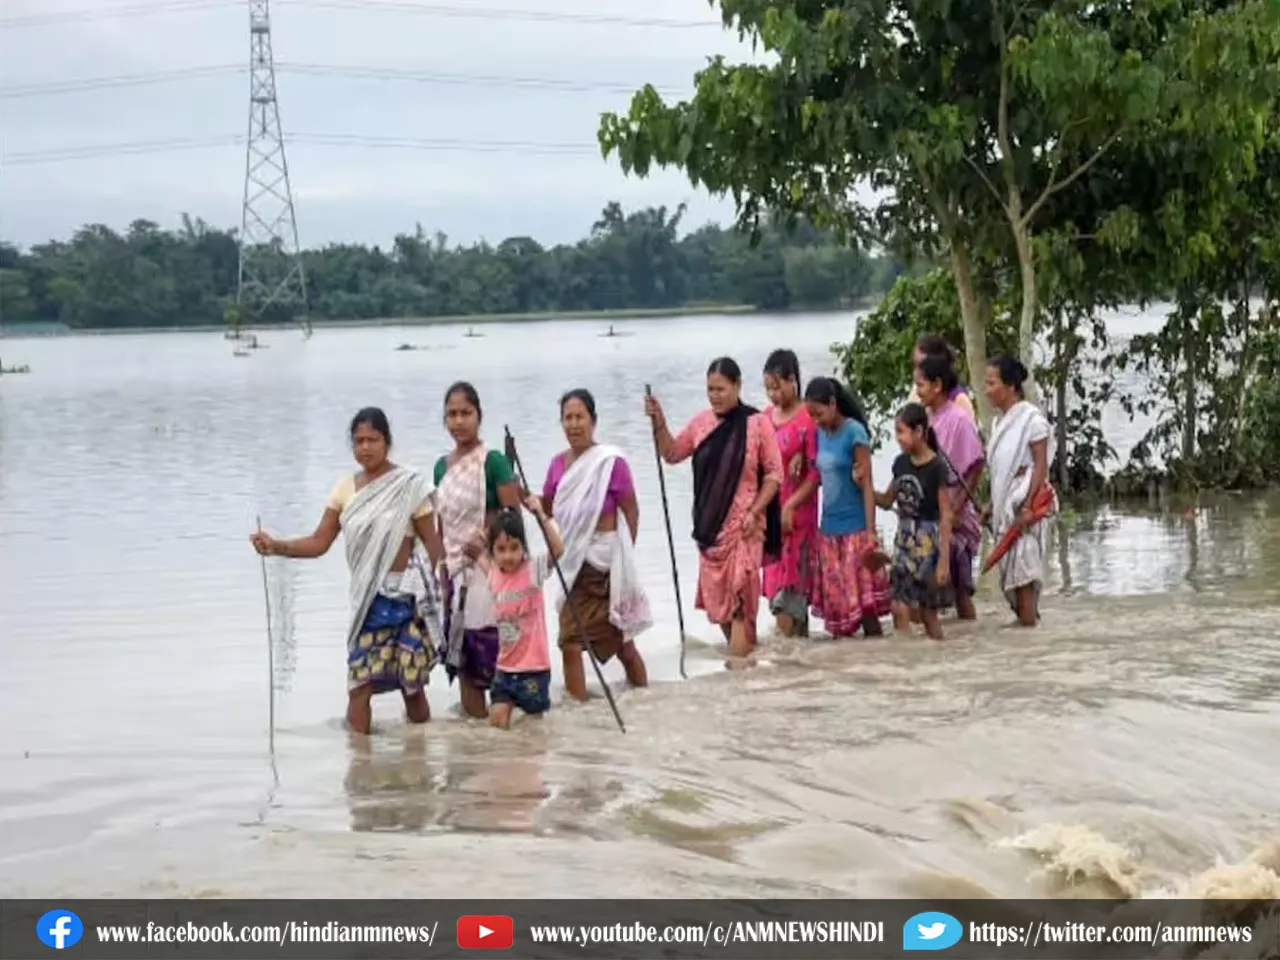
[[344, 733, 438, 835], [1, 314, 1278, 904], [343, 726, 555, 837], [1053, 497, 1280, 600]]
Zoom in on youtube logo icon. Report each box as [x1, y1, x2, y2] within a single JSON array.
[[456, 915, 514, 950]]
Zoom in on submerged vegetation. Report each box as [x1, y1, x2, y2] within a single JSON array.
[[598, 0, 1280, 495], [0, 204, 899, 332]]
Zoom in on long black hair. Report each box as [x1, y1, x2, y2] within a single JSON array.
[[987, 354, 1029, 398], [917, 353, 959, 395], [896, 402, 939, 452], [443, 381, 483, 419], [486, 506, 528, 553], [803, 376, 868, 428], [763, 349, 801, 387], [707, 356, 743, 383], [916, 333, 957, 364], [349, 407, 392, 446], [559, 388, 598, 422]]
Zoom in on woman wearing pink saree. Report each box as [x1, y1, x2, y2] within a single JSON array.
[[644, 357, 784, 660], [914, 353, 986, 619]]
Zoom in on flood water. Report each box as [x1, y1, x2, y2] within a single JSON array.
[[2, 312, 1279, 909]]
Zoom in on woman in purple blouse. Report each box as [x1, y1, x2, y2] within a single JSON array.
[[539, 389, 653, 700]]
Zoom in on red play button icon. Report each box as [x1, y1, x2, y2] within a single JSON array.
[[456, 915, 514, 950]]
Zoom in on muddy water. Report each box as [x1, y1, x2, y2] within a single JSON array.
[[1, 312, 1278, 910]]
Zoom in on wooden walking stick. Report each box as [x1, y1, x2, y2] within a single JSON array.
[[503, 427, 626, 734], [256, 515, 276, 755], [933, 444, 988, 529], [644, 385, 689, 679]]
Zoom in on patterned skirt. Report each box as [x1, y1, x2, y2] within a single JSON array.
[[890, 519, 953, 610], [348, 593, 435, 694], [811, 530, 892, 637]]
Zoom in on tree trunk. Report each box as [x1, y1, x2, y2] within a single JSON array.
[[1231, 277, 1253, 460], [1012, 220, 1040, 404], [1181, 310, 1196, 467], [1054, 312, 1070, 491], [948, 242, 991, 428]]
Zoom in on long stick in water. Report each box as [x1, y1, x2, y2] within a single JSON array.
[[503, 427, 626, 734], [256, 515, 276, 754], [932, 443, 989, 530], [644, 384, 688, 679]]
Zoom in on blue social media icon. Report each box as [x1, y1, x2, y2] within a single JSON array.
[[903, 911, 963, 951], [36, 910, 84, 950]]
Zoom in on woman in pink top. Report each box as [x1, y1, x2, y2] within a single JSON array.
[[907, 334, 976, 420], [644, 357, 784, 660], [466, 498, 564, 729], [760, 349, 820, 637], [916, 353, 986, 620], [541, 389, 652, 701]]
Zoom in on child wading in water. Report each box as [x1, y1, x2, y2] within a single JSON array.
[[875, 403, 954, 640], [467, 499, 563, 728]]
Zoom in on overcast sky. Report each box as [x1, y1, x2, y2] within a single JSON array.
[[0, 0, 753, 250]]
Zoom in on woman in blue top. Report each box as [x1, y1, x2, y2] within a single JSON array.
[[803, 377, 891, 637]]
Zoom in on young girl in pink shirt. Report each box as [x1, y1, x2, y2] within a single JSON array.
[[468, 498, 564, 729]]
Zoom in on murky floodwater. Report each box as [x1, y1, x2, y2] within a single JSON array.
[[2, 311, 1278, 909]]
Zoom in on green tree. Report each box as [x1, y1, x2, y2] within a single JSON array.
[[1, 204, 895, 331], [597, 0, 1280, 420], [0, 269, 36, 325]]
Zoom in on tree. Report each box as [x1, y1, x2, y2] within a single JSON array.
[[598, 0, 1280, 420], [0, 204, 897, 331], [0, 269, 36, 325]]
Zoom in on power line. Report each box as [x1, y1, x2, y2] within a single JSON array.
[[1, 133, 600, 165], [1, 136, 242, 163], [0, 65, 242, 97], [0, 63, 677, 99], [0, 0, 723, 30]]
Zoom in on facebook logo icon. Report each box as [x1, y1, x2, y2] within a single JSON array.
[[36, 910, 84, 950]]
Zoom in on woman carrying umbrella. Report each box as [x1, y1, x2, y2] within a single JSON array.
[[982, 355, 1057, 626]]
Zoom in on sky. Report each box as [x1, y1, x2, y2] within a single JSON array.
[[0, 0, 756, 250]]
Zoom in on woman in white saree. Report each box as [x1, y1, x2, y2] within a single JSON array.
[[983, 357, 1057, 626], [540, 389, 652, 700], [250, 408, 445, 734]]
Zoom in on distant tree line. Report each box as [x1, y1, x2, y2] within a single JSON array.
[[0, 202, 901, 330]]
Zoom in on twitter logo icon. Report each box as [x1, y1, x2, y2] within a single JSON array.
[[903, 911, 963, 951]]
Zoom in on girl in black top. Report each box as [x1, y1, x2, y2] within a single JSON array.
[[874, 403, 953, 640]]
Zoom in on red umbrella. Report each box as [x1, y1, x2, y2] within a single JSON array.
[[981, 484, 1056, 574]]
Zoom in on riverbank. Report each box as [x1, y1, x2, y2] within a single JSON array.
[[0, 303, 773, 339]]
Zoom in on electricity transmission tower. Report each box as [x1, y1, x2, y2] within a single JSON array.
[[237, 0, 311, 336]]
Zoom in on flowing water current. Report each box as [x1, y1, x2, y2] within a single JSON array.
[[1, 312, 1278, 925]]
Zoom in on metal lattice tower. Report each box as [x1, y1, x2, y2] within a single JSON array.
[[237, 0, 310, 335]]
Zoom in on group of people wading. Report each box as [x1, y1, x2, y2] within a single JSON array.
[[249, 338, 1056, 734]]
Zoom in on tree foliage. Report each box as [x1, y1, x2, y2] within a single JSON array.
[[599, 0, 1280, 494], [0, 205, 898, 331]]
